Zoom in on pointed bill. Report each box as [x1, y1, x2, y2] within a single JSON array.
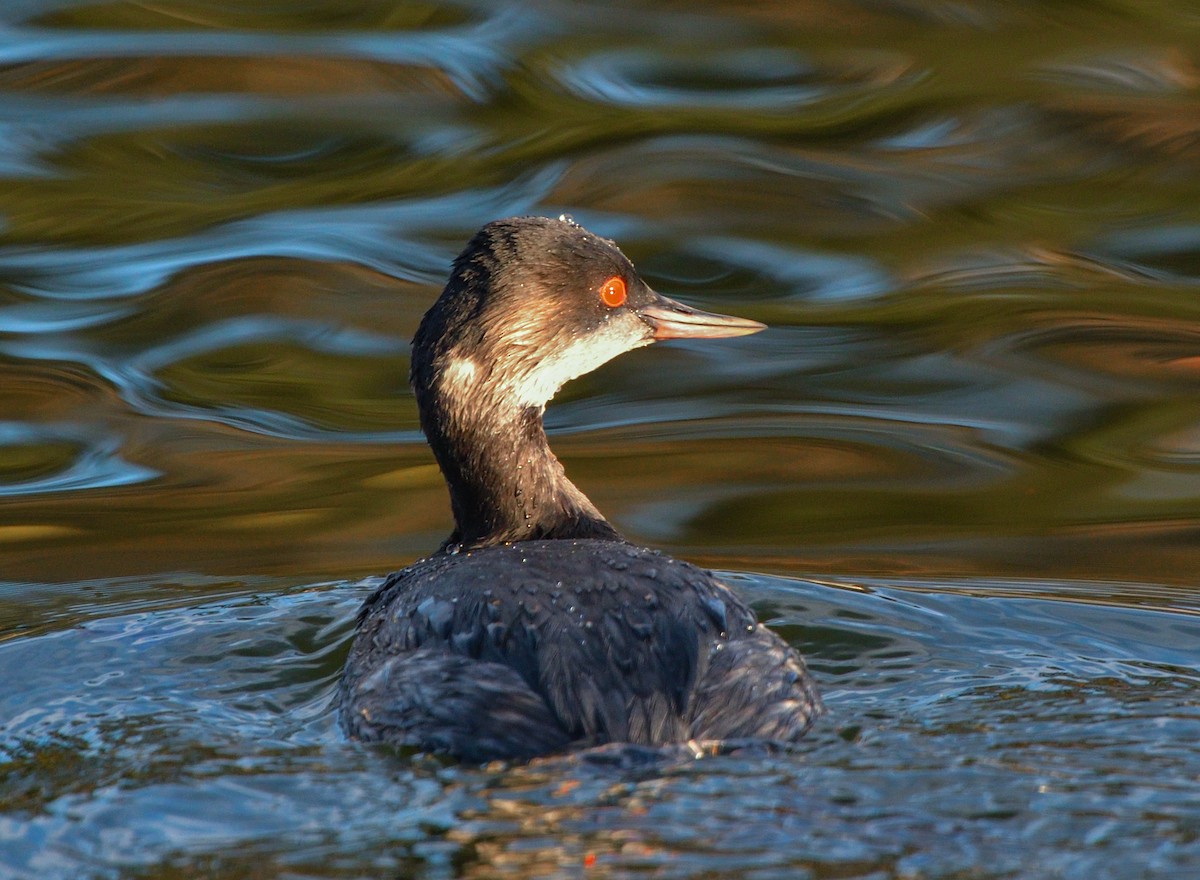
[[636, 291, 766, 340]]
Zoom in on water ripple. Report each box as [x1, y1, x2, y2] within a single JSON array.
[[0, 4, 541, 101], [3, 571, 1196, 877], [559, 47, 829, 110], [0, 298, 134, 333], [1091, 224, 1200, 284], [0, 420, 156, 495], [681, 235, 892, 303], [0, 168, 563, 298], [1041, 49, 1197, 95]]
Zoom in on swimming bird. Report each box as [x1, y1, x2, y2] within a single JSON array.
[[339, 216, 822, 761]]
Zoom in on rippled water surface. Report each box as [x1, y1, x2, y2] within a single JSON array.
[[2, 1, 1199, 877]]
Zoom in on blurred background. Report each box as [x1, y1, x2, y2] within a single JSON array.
[[2, 2, 1199, 878], [1, 0, 1197, 585]]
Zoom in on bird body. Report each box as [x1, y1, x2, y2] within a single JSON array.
[[343, 540, 819, 761], [339, 216, 822, 760]]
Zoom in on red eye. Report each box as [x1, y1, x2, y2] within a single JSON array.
[[600, 276, 627, 308]]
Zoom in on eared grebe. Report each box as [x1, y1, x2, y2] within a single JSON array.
[[339, 216, 822, 761]]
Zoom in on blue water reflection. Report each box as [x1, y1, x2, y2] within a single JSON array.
[[0, 421, 156, 493], [0, 175, 562, 299]]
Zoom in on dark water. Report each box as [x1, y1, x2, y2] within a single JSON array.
[[1, 1, 1199, 877]]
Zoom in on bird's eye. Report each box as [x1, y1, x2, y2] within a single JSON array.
[[599, 276, 627, 308]]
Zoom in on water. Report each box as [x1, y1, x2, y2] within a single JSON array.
[[1, 0, 1198, 876]]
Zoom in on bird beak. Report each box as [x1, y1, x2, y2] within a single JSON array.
[[635, 290, 767, 340]]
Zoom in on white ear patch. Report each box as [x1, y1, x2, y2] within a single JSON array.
[[440, 356, 479, 390]]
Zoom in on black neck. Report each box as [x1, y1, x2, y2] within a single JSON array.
[[417, 384, 622, 552]]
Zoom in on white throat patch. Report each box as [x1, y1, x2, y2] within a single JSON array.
[[509, 318, 651, 408]]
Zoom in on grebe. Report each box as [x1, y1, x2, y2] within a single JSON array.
[[339, 216, 821, 761]]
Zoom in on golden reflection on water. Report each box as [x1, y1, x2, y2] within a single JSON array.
[[33, 1, 473, 32], [0, 0, 1196, 593]]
